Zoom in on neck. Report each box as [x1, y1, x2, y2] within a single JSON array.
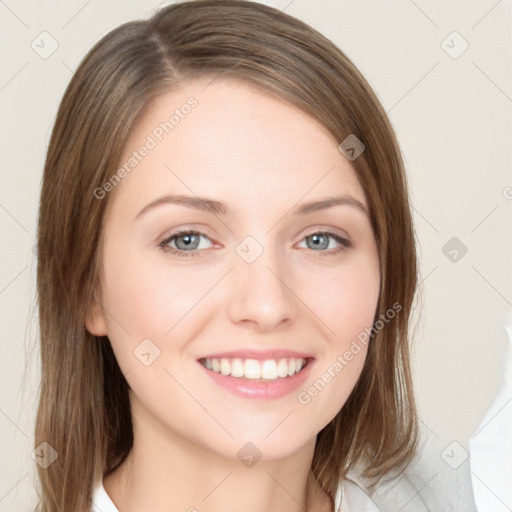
[[102, 393, 332, 512]]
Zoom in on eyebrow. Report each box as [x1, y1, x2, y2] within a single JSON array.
[[135, 194, 368, 219]]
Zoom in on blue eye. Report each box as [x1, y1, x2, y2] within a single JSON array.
[[159, 230, 213, 257], [159, 230, 352, 258], [298, 231, 352, 254]]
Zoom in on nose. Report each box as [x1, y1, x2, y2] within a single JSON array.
[[226, 242, 298, 332]]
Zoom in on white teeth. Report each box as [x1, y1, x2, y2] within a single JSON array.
[[261, 360, 277, 379], [220, 358, 231, 376], [201, 357, 307, 380], [244, 359, 261, 379], [277, 359, 289, 378], [231, 358, 244, 377]]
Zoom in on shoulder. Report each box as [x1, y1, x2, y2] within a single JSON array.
[[90, 478, 119, 512], [336, 478, 381, 512]]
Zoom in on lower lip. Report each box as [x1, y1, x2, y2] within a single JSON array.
[[199, 360, 314, 399]]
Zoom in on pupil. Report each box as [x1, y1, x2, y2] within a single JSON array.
[[178, 234, 197, 249], [310, 234, 327, 250]]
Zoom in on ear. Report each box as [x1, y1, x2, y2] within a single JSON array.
[[85, 296, 108, 336]]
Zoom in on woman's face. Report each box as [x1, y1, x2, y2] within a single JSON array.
[[87, 78, 380, 460]]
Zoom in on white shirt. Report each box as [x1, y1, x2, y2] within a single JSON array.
[[91, 477, 380, 511]]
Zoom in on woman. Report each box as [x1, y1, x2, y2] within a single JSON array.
[[34, 1, 419, 510]]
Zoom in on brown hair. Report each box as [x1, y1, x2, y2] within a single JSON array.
[[34, 1, 419, 510]]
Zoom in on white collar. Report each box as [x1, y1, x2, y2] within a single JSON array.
[[91, 476, 380, 511]]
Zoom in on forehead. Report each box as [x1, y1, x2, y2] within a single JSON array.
[[112, 77, 367, 216]]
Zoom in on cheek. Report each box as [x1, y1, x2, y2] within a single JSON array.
[[294, 257, 379, 420], [304, 258, 380, 345], [103, 254, 207, 338], [100, 251, 227, 382]]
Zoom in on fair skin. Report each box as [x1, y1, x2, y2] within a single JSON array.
[[87, 77, 380, 512]]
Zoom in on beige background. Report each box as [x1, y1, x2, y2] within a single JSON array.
[[1, 0, 511, 509]]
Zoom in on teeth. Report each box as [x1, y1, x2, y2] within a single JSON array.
[[261, 360, 277, 379], [231, 358, 244, 377], [244, 359, 261, 379], [220, 358, 231, 376], [201, 357, 307, 380], [277, 359, 289, 378]]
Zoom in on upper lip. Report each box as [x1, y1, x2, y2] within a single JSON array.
[[198, 349, 314, 361]]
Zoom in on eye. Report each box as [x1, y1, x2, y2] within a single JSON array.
[[297, 231, 352, 255], [159, 229, 352, 258], [159, 230, 214, 258]]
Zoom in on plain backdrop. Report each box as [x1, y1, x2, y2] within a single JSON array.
[[1, 0, 511, 510]]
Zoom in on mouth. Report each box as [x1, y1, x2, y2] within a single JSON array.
[[198, 356, 313, 382], [196, 350, 315, 399]]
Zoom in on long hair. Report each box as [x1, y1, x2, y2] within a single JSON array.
[[34, 1, 419, 509]]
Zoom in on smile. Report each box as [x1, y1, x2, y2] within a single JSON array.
[[199, 357, 308, 381]]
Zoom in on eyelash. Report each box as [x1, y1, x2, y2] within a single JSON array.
[[158, 229, 352, 258]]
